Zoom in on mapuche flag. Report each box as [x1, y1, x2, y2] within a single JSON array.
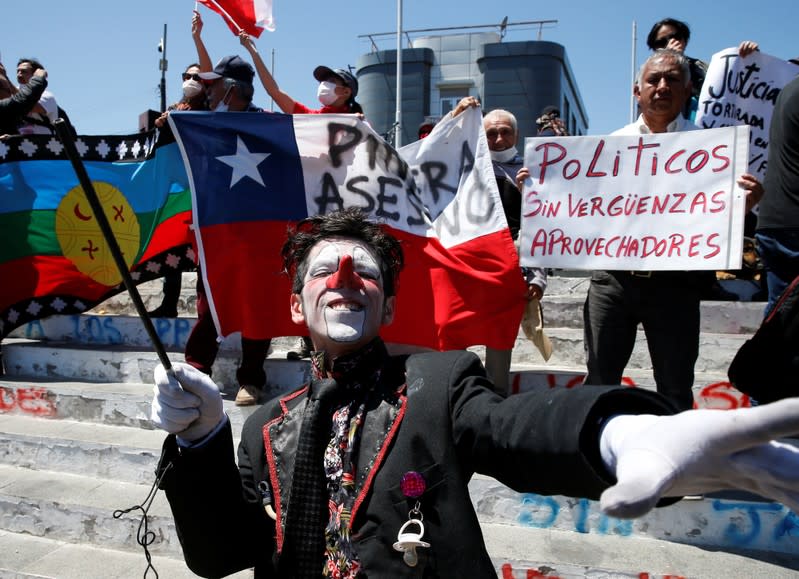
[[169, 108, 526, 351], [0, 129, 195, 339]]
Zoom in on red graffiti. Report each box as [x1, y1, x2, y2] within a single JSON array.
[[502, 565, 684, 579], [697, 381, 750, 410], [0, 386, 57, 417]]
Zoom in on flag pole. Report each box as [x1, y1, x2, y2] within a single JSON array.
[[53, 120, 174, 374], [394, 0, 403, 147], [630, 20, 637, 123]]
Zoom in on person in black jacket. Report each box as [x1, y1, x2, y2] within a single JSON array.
[[0, 64, 46, 138], [151, 208, 799, 578]]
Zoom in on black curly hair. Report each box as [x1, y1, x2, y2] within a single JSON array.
[[281, 208, 404, 296]]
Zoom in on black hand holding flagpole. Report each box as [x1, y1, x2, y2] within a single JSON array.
[[53, 119, 174, 375]]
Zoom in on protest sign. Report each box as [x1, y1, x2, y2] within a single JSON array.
[[695, 48, 799, 180], [519, 126, 749, 271]]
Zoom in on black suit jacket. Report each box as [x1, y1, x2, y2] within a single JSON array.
[[158, 350, 674, 578]]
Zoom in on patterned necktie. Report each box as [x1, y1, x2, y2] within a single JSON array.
[[281, 378, 339, 578]]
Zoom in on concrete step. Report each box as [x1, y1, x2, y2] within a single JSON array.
[[2, 422, 795, 576], [470, 475, 799, 560], [0, 463, 181, 557], [486, 523, 799, 579], [4, 319, 751, 382], [0, 529, 254, 579], [1, 339, 311, 393], [11, 295, 765, 350], [0, 378, 264, 434], [0, 414, 164, 485], [3, 526, 793, 579]]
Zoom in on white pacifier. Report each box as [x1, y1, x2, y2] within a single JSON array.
[[392, 518, 430, 567]]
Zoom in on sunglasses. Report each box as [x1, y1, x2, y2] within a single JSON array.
[[182, 73, 202, 82], [652, 33, 684, 49]]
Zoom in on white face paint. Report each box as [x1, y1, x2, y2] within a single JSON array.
[[290, 238, 394, 357]]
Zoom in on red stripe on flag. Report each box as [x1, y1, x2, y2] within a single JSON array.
[[383, 228, 527, 351], [200, 220, 298, 340], [201, 220, 526, 350], [198, 0, 265, 37], [140, 210, 194, 262], [0, 255, 114, 308]]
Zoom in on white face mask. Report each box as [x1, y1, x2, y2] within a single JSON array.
[[490, 146, 518, 163], [182, 79, 203, 98], [317, 81, 339, 106]]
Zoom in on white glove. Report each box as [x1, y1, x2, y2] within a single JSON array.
[[151, 362, 224, 442], [599, 398, 799, 519]]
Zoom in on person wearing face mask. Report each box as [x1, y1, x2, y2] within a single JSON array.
[[450, 98, 549, 396], [237, 29, 363, 115], [153, 64, 209, 130], [148, 64, 210, 321]]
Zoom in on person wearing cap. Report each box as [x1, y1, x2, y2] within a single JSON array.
[[186, 10, 272, 407], [238, 31, 362, 115]]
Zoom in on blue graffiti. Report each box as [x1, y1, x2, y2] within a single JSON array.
[[23, 319, 46, 339], [517, 494, 559, 528], [518, 494, 631, 537], [712, 499, 784, 546], [774, 510, 799, 540], [174, 318, 192, 348]]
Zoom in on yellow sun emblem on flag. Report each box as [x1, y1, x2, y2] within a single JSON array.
[[55, 182, 141, 287]]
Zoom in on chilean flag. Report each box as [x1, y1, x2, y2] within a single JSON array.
[[198, 0, 275, 37], [168, 109, 526, 350]]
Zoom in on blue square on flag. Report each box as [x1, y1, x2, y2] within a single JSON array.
[[170, 111, 307, 226]]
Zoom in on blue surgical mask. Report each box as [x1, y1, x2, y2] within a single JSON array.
[[214, 87, 232, 112]]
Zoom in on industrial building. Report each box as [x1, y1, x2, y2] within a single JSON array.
[[355, 20, 589, 146]]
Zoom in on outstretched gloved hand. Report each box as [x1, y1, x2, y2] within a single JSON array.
[[599, 398, 799, 519], [151, 362, 224, 442]]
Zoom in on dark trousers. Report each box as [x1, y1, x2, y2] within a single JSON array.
[[582, 271, 701, 411], [755, 229, 799, 317], [184, 273, 270, 387]]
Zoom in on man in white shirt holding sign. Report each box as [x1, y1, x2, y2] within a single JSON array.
[[582, 49, 761, 411]]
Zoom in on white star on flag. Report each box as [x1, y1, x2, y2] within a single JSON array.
[[216, 136, 271, 188]]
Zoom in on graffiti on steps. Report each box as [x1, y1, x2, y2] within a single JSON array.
[[0, 386, 57, 416], [512, 373, 752, 409], [500, 564, 686, 578], [511, 491, 797, 552], [20, 314, 194, 349]]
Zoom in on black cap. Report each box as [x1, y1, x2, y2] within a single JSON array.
[[199, 55, 255, 84], [313, 66, 358, 97]]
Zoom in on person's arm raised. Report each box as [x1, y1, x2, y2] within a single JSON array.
[[239, 31, 296, 113], [192, 10, 213, 72]]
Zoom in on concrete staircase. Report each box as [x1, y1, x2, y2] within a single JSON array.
[[1, 273, 797, 578]]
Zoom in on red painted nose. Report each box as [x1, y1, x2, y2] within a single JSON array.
[[326, 254, 364, 289]]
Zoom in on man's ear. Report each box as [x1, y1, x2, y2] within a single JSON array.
[[382, 296, 396, 326], [290, 293, 306, 326]]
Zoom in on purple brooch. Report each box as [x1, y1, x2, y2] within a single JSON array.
[[400, 471, 426, 499]]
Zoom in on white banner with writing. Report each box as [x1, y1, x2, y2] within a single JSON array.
[[519, 126, 749, 271], [695, 48, 799, 181]]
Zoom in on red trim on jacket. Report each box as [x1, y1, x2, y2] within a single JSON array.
[[349, 384, 407, 528], [263, 385, 309, 552]]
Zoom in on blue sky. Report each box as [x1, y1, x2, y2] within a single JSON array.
[[1, 1, 795, 137]]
